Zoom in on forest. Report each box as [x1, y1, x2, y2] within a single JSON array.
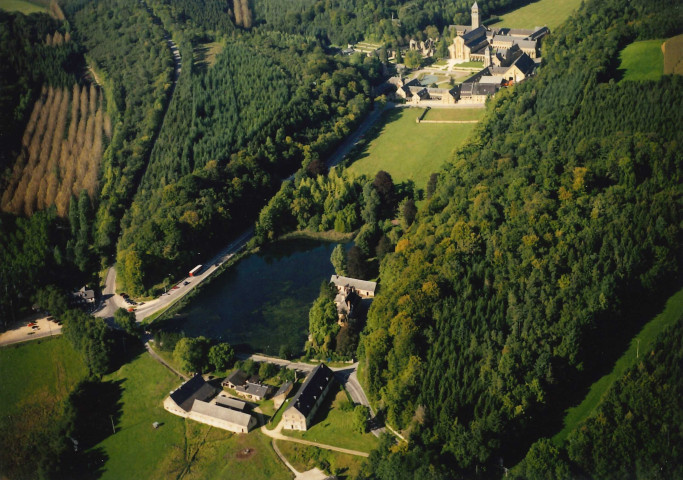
[[355, 0, 682, 476], [115, 31, 378, 295], [252, 0, 535, 46]]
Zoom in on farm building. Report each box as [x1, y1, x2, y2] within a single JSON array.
[[272, 381, 294, 410], [282, 364, 335, 431], [330, 275, 377, 297], [223, 369, 271, 401], [164, 375, 257, 434]]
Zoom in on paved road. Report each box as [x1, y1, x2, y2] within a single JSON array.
[[132, 228, 253, 322], [326, 102, 394, 169]]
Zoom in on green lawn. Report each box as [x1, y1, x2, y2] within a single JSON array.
[[0, 336, 87, 418], [94, 353, 292, 480], [281, 388, 379, 453], [494, 0, 582, 30], [552, 287, 683, 444], [453, 61, 484, 69], [0, 0, 47, 14], [423, 108, 485, 122], [618, 39, 664, 82], [277, 440, 365, 479], [345, 108, 479, 191]]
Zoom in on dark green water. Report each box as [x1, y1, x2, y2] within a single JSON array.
[[164, 239, 342, 356]]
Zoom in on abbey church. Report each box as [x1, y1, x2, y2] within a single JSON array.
[[449, 2, 549, 64]]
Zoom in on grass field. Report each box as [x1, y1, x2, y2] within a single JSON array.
[[552, 287, 683, 444], [0, 0, 47, 14], [423, 108, 485, 122], [345, 108, 479, 191], [281, 388, 379, 453], [94, 353, 291, 480], [663, 34, 683, 75], [618, 39, 664, 82], [494, 0, 582, 30], [276, 440, 365, 479], [0, 336, 87, 418]]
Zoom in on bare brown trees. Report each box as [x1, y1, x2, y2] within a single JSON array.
[[1, 83, 111, 217], [232, 0, 252, 28]]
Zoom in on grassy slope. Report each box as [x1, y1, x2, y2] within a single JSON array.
[[552, 287, 683, 444], [0, 0, 47, 14], [94, 353, 291, 480], [346, 108, 479, 190], [282, 388, 379, 452], [276, 440, 364, 479], [618, 39, 664, 82], [495, 0, 583, 30], [0, 336, 87, 418]]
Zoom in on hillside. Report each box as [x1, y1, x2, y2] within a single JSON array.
[[358, 0, 682, 476]]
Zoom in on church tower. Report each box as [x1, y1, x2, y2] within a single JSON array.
[[471, 2, 480, 29]]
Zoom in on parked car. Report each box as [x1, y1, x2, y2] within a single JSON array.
[[183, 281, 190, 286]]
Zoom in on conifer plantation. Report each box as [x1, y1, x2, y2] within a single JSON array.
[[1, 83, 110, 216]]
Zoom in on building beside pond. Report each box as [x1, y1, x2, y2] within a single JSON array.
[[282, 364, 335, 431], [330, 275, 377, 298], [164, 374, 256, 434]]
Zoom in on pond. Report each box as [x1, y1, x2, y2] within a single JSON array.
[[419, 74, 439, 85], [160, 239, 346, 356]]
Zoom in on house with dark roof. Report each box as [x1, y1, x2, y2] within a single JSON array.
[[272, 381, 294, 410], [330, 275, 377, 297], [282, 364, 335, 431], [164, 376, 257, 433], [222, 369, 249, 389], [72, 286, 95, 304], [164, 374, 219, 414]]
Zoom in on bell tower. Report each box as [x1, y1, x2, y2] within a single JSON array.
[[471, 2, 480, 29]]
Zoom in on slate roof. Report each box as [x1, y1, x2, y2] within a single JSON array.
[[472, 83, 499, 96], [274, 381, 293, 398], [225, 369, 248, 387], [462, 25, 488, 46], [286, 364, 334, 418], [215, 397, 247, 411], [479, 75, 505, 84], [169, 374, 218, 412], [511, 52, 536, 75], [330, 275, 377, 295], [235, 382, 269, 398], [192, 400, 253, 428]]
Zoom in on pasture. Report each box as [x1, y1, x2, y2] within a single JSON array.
[[493, 0, 583, 30], [94, 353, 291, 480], [618, 39, 664, 82], [345, 107, 480, 191], [0, 336, 86, 418], [0, 0, 47, 14]]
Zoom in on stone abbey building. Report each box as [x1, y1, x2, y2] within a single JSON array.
[[449, 2, 549, 63]]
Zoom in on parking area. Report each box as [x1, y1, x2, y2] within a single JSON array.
[[0, 315, 63, 347]]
